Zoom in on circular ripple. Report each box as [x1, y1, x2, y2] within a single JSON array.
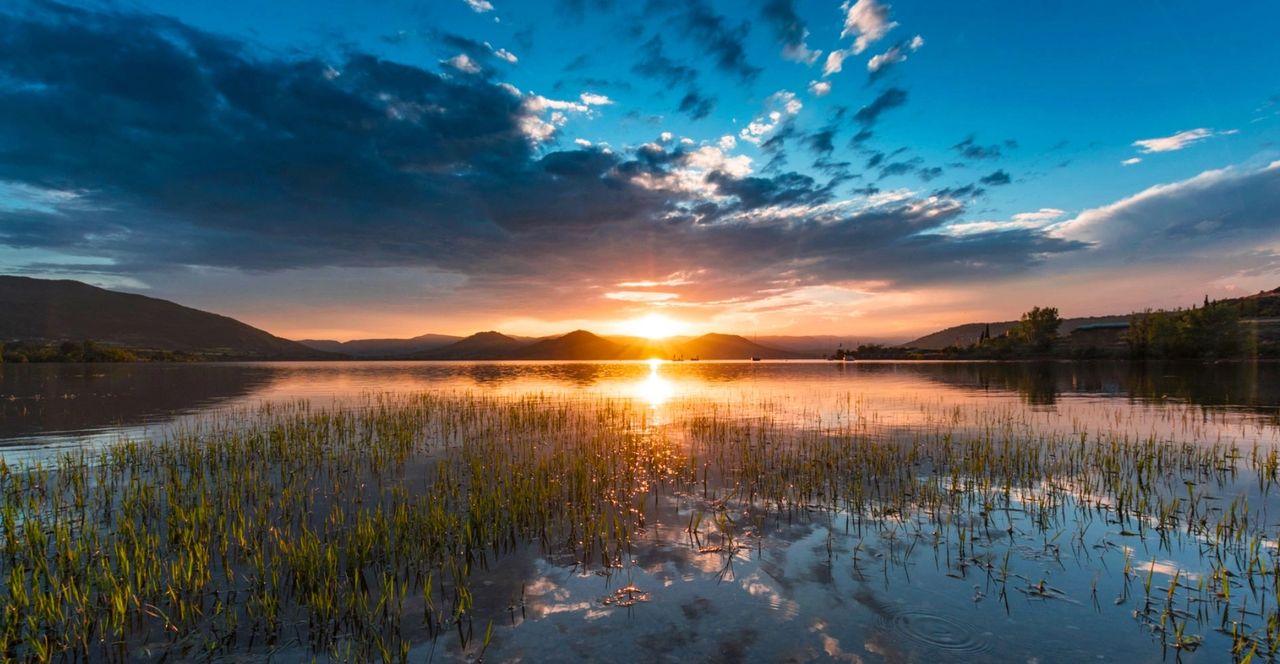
[[892, 611, 989, 654]]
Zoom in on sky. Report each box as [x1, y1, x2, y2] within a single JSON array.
[[1, 0, 1278, 342]]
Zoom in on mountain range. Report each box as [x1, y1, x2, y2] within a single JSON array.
[[13, 276, 1270, 361], [0, 276, 330, 359]]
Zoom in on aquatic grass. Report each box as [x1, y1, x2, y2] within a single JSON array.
[[0, 390, 1277, 660]]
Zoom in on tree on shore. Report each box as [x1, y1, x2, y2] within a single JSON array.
[[1012, 306, 1062, 351]]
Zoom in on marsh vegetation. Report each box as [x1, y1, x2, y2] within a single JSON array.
[[1, 361, 1279, 661]]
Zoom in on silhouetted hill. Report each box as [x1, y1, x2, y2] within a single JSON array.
[[678, 333, 801, 359], [298, 334, 460, 358], [417, 331, 525, 360], [510, 330, 628, 360], [0, 276, 332, 359], [905, 316, 1130, 350]]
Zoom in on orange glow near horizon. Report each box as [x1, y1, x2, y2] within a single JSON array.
[[623, 312, 688, 339]]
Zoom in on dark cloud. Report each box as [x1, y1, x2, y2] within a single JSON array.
[[678, 90, 716, 120], [952, 135, 1004, 160], [918, 166, 943, 181], [649, 0, 760, 82], [632, 35, 698, 86], [933, 184, 985, 199], [804, 126, 837, 155], [760, 0, 812, 62], [855, 88, 908, 125], [878, 157, 922, 179], [979, 169, 1012, 186], [0, 2, 1085, 307]]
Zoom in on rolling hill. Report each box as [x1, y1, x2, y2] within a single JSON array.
[[509, 330, 628, 360], [297, 334, 461, 358], [417, 331, 527, 360], [0, 276, 332, 359], [904, 316, 1130, 350]]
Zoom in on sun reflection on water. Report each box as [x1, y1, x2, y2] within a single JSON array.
[[634, 359, 675, 408]]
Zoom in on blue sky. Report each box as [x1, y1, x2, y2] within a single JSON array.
[[1, 0, 1278, 340]]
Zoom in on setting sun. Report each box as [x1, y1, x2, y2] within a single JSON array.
[[626, 313, 686, 339]]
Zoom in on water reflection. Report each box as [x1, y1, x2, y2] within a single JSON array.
[[633, 359, 675, 408], [4, 360, 1279, 451]]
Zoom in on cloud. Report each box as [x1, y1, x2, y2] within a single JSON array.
[[1056, 162, 1280, 259], [979, 170, 1012, 186], [822, 49, 850, 77], [740, 91, 803, 144], [579, 92, 613, 105], [867, 35, 923, 80], [0, 2, 1086, 314], [444, 53, 482, 74], [657, 0, 760, 82], [808, 80, 831, 96], [464, 0, 495, 12], [854, 88, 907, 125], [604, 291, 679, 302], [1121, 157, 1142, 166], [841, 0, 897, 54], [1013, 208, 1066, 222], [1132, 128, 1235, 153], [678, 90, 716, 120], [760, 0, 821, 64], [631, 36, 698, 86], [951, 135, 1004, 160]]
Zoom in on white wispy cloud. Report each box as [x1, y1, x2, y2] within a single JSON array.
[[841, 0, 897, 54], [782, 32, 822, 65], [444, 54, 481, 74], [808, 80, 831, 96], [739, 91, 802, 144], [579, 92, 613, 106], [822, 49, 850, 77], [1132, 128, 1236, 153], [867, 34, 923, 72], [1013, 208, 1066, 222], [463, 0, 494, 13], [1121, 157, 1142, 166]]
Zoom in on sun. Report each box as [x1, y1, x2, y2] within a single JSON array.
[[627, 312, 685, 339]]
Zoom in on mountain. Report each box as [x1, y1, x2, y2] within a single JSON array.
[[417, 331, 526, 360], [509, 330, 628, 360], [0, 276, 332, 359], [905, 315, 1130, 350], [297, 334, 460, 358], [677, 333, 801, 359]]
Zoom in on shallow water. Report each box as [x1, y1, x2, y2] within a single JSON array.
[[3, 360, 1280, 662]]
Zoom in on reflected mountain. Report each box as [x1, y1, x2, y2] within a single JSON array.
[[0, 363, 275, 440], [890, 360, 1280, 410]]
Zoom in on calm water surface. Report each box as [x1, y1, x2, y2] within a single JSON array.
[[3, 360, 1280, 662]]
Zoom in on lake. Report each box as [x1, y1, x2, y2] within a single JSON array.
[[2, 360, 1279, 662]]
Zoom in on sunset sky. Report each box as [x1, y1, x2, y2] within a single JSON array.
[[1, 0, 1278, 341]]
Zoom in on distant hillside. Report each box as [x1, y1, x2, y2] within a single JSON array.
[[418, 331, 526, 360], [905, 287, 1280, 351], [604, 333, 800, 360], [0, 276, 332, 359], [905, 315, 1130, 350], [677, 333, 801, 359], [298, 334, 460, 358], [510, 330, 628, 360]]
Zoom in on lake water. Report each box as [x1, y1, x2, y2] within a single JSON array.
[[3, 360, 1280, 662]]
